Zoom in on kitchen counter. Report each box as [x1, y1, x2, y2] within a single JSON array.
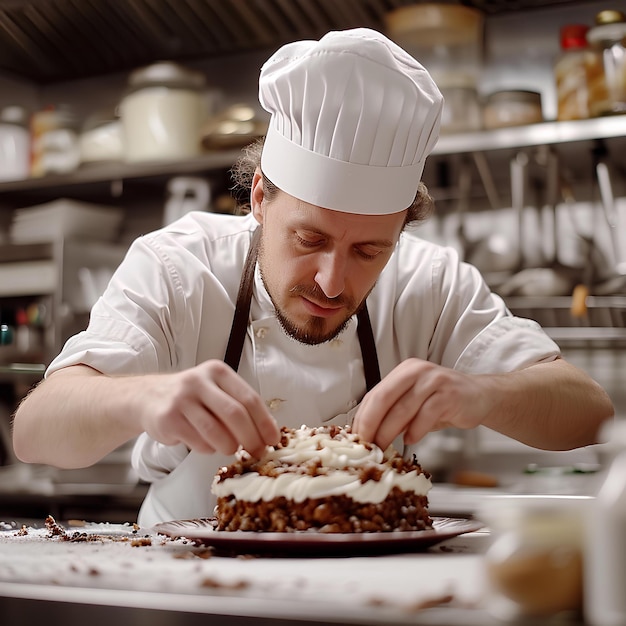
[[0, 517, 583, 626]]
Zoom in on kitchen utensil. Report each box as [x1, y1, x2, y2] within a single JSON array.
[[498, 150, 581, 298], [163, 176, 211, 225], [510, 150, 528, 272], [455, 156, 518, 275], [594, 147, 626, 275]]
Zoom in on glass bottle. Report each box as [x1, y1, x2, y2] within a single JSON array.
[[555, 24, 592, 121], [586, 9, 626, 117]]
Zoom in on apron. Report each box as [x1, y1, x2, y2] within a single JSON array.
[[138, 227, 382, 526]]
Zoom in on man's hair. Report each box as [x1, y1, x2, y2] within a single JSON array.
[[230, 137, 434, 227]]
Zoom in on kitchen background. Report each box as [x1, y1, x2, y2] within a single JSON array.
[[0, 0, 624, 521]]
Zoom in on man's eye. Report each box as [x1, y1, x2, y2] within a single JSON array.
[[356, 247, 380, 261], [296, 235, 322, 248]]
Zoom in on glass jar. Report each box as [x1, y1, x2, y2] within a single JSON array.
[[385, 3, 484, 133], [555, 24, 592, 121], [483, 90, 543, 129], [120, 61, 208, 162], [586, 9, 626, 117], [480, 497, 586, 620]]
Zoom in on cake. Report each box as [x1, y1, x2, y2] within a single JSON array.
[[211, 424, 432, 533]]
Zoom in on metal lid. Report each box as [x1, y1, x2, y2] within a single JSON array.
[[595, 9, 625, 26], [127, 61, 206, 91], [385, 3, 483, 46]]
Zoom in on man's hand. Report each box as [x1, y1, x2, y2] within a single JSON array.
[[353, 357, 614, 453], [352, 358, 495, 450], [138, 360, 280, 459], [12, 361, 280, 469]]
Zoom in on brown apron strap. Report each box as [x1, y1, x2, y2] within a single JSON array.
[[356, 305, 382, 391], [223, 227, 381, 391], [223, 227, 262, 372]]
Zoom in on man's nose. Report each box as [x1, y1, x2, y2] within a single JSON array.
[[315, 252, 346, 299]]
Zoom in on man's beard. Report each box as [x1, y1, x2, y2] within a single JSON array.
[[259, 267, 362, 346], [276, 285, 357, 345]]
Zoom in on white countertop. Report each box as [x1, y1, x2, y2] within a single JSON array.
[[0, 519, 493, 625]]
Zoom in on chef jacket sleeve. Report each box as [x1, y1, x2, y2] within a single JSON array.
[[389, 238, 561, 375]]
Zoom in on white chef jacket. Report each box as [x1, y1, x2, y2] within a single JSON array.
[[47, 211, 560, 526]]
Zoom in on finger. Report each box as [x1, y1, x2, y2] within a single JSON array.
[[200, 364, 279, 455], [404, 393, 450, 445], [353, 362, 425, 444], [184, 401, 240, 455], [162, 409, 217, 455]]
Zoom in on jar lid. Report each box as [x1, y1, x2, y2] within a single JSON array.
[[0, 105, 29, 125], [588, 10, 626, 44], [560, 24, 589, 49], [599, 419, 626, 447], [477, 495, 590, 534], [486, 90, 542, 106], [595, 9, 625, 26], [127, 61, 206, 90], [385, 3, 483, 46]]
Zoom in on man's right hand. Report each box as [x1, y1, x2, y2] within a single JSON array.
[[12, 361, 280, 470], [138, 360, 280, 459]]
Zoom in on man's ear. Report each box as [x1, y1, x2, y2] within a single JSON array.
[[251, 169, 264, 224]]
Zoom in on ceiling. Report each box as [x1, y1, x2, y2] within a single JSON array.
[[0, 0, 583, 84]]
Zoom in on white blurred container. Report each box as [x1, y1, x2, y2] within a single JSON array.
[[79, 109, 124, 164], [120, 61, 207, 162], [30, 105, 80, 176], [0, 106, 30, 182], [584, 420, 626, 626], [480, 496, 587, 620]]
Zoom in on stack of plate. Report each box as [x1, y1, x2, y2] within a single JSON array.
[[10, 198, 124, 243]]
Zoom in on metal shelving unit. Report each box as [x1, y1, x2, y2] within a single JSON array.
[[505, 296, 626, 345], [0, 149, 243, 194], [434, 116, 626, 155]]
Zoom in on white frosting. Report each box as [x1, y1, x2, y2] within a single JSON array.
[[212, 426, 432, 504]]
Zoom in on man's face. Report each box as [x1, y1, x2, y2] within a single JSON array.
[[251, 173, 406, 345]]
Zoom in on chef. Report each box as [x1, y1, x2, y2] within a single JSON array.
[[13, 29, 613, 526]]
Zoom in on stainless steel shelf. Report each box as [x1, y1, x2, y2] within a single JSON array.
[[505, 295, 626, 344], [543, 328, 626, 342], [433, 115, 626, 155], [0, 150, 243, 194], [2, 117, 625, 196], [505, 296, 626, 309]]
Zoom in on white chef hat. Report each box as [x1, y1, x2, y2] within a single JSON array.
[[258, 28, 443, 215]]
